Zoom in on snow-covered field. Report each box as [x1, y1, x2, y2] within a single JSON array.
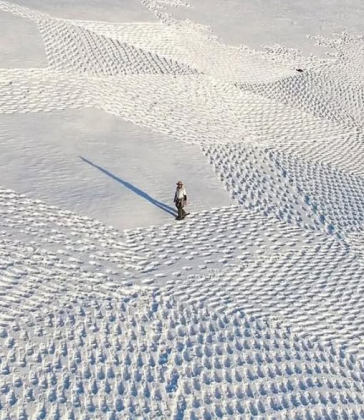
[[2, 0, 364, 418]]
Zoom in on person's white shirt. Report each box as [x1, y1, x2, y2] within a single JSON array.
[[176, 187, 187, 199]]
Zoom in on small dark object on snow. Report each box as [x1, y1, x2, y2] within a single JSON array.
[[296, 68, 304, 72]]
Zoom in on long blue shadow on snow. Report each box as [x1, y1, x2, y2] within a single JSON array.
[[80, 156, 177, 217]]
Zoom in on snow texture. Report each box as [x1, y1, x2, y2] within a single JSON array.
[[1, 0, 364, 418]]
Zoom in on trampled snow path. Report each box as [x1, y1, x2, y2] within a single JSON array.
[[2, 0, 364, 418]]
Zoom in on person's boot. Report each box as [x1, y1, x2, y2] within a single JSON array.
[[182, 209, 189, 219]]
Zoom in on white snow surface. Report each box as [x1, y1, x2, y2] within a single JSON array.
[[1, 0, 364, 418]]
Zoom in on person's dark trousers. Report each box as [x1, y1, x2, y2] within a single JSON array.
[[176, 201, 186, 219]]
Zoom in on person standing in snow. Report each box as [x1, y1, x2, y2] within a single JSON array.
[[174, 181, 188, 220]]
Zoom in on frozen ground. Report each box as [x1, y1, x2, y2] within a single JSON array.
[[1, 0, 364, 418]]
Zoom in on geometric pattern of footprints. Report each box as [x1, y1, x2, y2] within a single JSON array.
[[202, 144, 322, 231], [2, 190, 364, 416], [0, 187, 144, 325], [123, 205, 327, 275], [203, 143, 364, 239], [124, 206, 364, 354], [269, 150, 364, 237], [1, 295, 364, 419], [2, 0, 364, 417], [39, 20, 199, 76], [162, 245, 364, 356]]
